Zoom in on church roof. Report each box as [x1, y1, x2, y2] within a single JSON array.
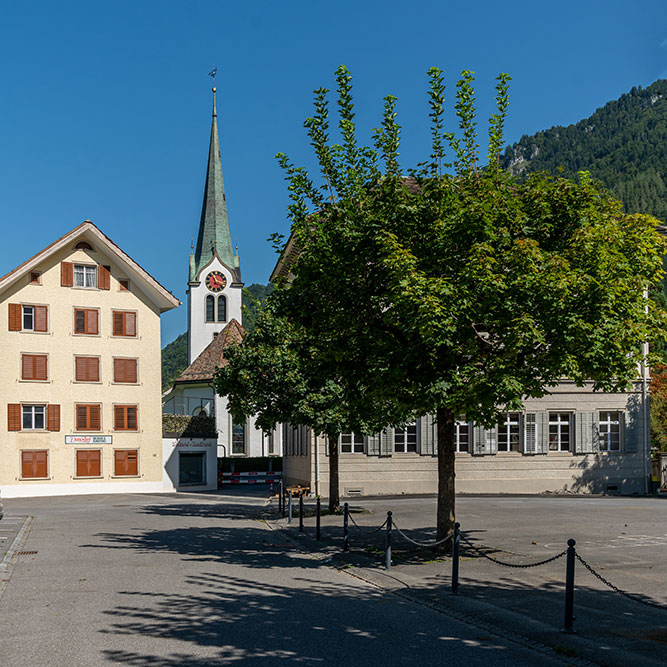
[[174, 318, 244, 383], [190, 88, 238, 282]]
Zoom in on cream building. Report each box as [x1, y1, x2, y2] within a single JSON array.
[[0, 221, 179, 498]]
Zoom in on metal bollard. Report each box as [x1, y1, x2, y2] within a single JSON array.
[[385, 511, 393, 570], [299, 494, 304, 533], [278, 480, 283, 514], [288, 493, 293, 524], [343, 503, 349, 551], [563, 538, 576, 633], [451, 522, 460, 594], [316, 497, 321, 541]]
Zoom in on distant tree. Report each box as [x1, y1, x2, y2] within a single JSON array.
[[651, 365, 667, 452], [161, 332, 188, 390], [242, 283, 274, 332]]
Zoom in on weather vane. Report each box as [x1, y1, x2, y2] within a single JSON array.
[[208, 65, 217, 89]]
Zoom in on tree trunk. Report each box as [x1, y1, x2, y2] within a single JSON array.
[[436, 406, 456, 549], [328, 433, 340, 512]]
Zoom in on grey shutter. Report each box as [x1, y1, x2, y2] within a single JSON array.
[[486, 427, 497, 455], [380, 428, 394, 456], [472, 425, 486, 455], [591, 412, 600, 453], [419, 414, 435, 456], [524, 413, 537, 455], [537, 412, 549, 454], [623, 411, 640, 453], [366, 433, 380, 456]]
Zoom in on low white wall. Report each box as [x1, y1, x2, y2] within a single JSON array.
[[1, 481, 167, 499]]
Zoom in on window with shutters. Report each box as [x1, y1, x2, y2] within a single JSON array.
[[76, 404, 101, 431], [73, 264, 97, 288], [9, 304, 49, 333], [114, 449, 138, 476], [74, 356, 100, 382], [22, 405, 45, 430], [112, 310, 137, 337], [73, 308, 99, 335], [75, 450, 102, 478], [205, 295, 215, 322], [21, 450, 48, 479], [599, 411, 621, 451], [113, 358, 138, 384], [114, 405, 138, 431], [394, 423, 417, 452], [548, 413, 571, 452], [456, 421, 470, 453], [23, 305, 33, 330], [498, 413, 521, 452], [21, 353, 48, 381], [340, 433, 364, 453]]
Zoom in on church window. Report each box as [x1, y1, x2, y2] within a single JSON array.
[[232, 421, 246, 455], [217, 295, 227, 322], [205, 295, 215, 322]]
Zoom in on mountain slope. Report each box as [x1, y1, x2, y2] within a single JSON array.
[[500, 79, 667, 221]]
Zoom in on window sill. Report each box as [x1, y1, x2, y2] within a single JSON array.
[[113, 429, 139, 433], [111, 381, 140, 386], [111, 335, 138, 339], [74, 476, 104, 480], [73, 333, 101, 337], [20, 330, 50, 335], [18, 379, 50, 384], [73, 381, 102, 385], [19, 477, 51, 481], [18, 430, 49, 434], [110, 474, 141, 479], [72, 286, 99, 291]]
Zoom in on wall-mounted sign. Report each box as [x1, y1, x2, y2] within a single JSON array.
[[65, 435, 113, 445]]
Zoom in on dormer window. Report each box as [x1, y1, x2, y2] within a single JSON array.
[[74, 264, 97, 288], [75, 241, 94, 251]]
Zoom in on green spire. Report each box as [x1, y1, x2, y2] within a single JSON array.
[[190, 86, 236, 281]]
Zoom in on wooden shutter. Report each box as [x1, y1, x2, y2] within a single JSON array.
[[77, 404, 100, 431], [47, 404, 60, 431], [34, 305, 48, 332], [21, 354, 46, 380], [89, 405, 101, 430], [75, 356, 99, 382], [115, 405, 138, 431], [115, 450, 138, 476], [76, 450, 101, 477], [34, 355, 47, 380], [8, 404, 21, 431], [114, 358, 137, 383], [8, 303, 21, 331], [114, 406, 124, 430], [75, 309, 86, 333], [127, 406, 137, 430], [22, 450, 48, 478], [419, 414, 435, 455], [98, 265, 111, 290], [87, 309, 98, 334], [61, 261, 73, 287], [126, 312, 136, 336], [113, 311, 124, 336]]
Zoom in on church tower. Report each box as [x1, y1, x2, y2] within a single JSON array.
[[187, 86, 243, 364]]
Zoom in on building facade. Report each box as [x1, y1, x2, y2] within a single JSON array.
[[0, 222, 179, 498], [161, 86, 282, 459]]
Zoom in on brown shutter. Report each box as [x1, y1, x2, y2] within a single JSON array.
[[35, 451, 48, 477], [114, 450, 126, 475], [89, 450, 101, 476], [126, 450, 138, 475], [114, 405, 124, 430], [8, 303, 21, 331], [89, 405, 101, 431], [47, 404, 60, 431], [22, 450, 48, 478], [75, 356, 84, 381], [98, 265, 110, 290], [22, 354, 34, 380], [8, 404, 21, 431], [114, 358, 137, 383], [76, 451, 86, 477], [61, 262, 73, 287], [127, 406, 137, 430], [34, 355, 47, 381], [115, 450, 138, 476], [75, 309, 86, 333], [34, 305, 48, 332], [76, 450, 101, 477], [77, 357, 99, 382], [113, 311, 123, 336], [89, 357, 99, 381], [126, 312, 136, 336], [87, 309, 98, 335], [21, 451, 33, 477], [76, 405, 87, 430]]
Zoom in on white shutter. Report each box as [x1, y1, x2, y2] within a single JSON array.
[[419, 415, 435, 456], [591, 412, 600, 453], [366, 433, 380, 456], [380, 428, 394, 456], [486, 427, 497, 454], [524, 413, 537, 455], [537, 412, 549, 454]]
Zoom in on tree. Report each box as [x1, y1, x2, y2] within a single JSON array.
[[270, 66, 667, 540]]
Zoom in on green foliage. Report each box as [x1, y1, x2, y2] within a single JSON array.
[[161, 332, 188, 390], [500, 79, 667, 221], [162, 413, 216, 437], [243, 282, 274, 332]]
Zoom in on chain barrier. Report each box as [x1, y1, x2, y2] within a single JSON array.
[[348, 513, 388, 535], [460, 535, 567, 568], [575, 552, 667, 611], [393, 521, 455, 548]]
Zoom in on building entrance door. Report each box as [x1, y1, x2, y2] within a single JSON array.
[[179, 451, 206, 485]]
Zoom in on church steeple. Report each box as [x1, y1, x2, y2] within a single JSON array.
[[190, 86, 237, 282]]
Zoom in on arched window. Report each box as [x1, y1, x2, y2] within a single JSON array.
[[217, 295, 227, 322], [205, 295, 215, 322], [74, 241, 94, 251]]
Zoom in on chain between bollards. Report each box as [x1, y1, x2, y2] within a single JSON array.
[[563, 538, 576, 633], [385, 511, 392, 570], [299, 494, 304, 533], [451, 522, 460, 595], [316, 497, 321, 541], [343, 503, 349, 551]]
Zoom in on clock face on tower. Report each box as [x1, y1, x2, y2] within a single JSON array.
[[205, 270, 227, 292]]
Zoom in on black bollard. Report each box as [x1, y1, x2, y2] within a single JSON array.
[[385, 511, 393, 570], [288, 493, 293, 524], [278, 480, 284, 514], [563, 538, 576, 633], [316, 497, 321, 541], [451, 522, 460, 594], [299, 494, 304, 533], [343, 503, 349, 552]]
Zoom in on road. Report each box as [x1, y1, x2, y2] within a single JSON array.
[[0, 490, 568, 666]]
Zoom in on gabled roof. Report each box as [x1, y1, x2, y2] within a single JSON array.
[[174, 318, 244, 384], [190, 87, 238, 282], [0, 220, 181, 312]]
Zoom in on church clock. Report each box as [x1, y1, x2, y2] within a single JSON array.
[[205, 270, 227, 292]]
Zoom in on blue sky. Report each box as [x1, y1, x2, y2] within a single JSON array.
[[1, 1, 666, 345]]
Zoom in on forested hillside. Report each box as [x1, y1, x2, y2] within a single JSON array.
[[161, 283, 274, 390], [500, 79, 667, 221]]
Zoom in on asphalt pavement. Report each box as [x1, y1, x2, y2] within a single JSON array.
[[0, 489, 570, 666]]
